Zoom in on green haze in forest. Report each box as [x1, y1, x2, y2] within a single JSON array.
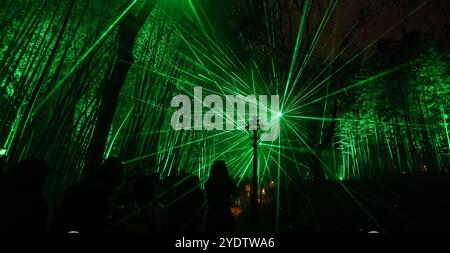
[[0, 0, 449, 223]]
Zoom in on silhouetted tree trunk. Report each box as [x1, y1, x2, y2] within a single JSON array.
[[85, 0, 156, 171]]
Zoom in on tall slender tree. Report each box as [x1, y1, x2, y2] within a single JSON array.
[[85, 0, 156, 171]]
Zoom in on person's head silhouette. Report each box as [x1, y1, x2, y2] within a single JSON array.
[[208, 160, 230, 183], [96, 157, 125, 189], [0, 156, 6, 176]]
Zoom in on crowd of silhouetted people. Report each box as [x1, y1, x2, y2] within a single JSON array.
[[0, 157, 240, 233]]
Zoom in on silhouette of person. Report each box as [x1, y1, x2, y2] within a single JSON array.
[[134, 174, 168, 233], [0, 159, 50, 232], [54, 157, 124, 233], [205, 160, 239, 233], [0, 155, 5, 172], [0, 156, 6, 186], [170, 174, 206, 233]]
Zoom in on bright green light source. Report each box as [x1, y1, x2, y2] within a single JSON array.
[[0, 149, 6, 156], [276, 112, 283, 118]]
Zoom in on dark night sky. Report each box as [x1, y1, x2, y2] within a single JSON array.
[[335, 0, 450, 47], [200, 0, 449, 62], [278, 0, 450, 61]]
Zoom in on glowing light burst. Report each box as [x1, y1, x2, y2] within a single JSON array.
[[118, 0, 446, 233], [122, 0, 434, 187], [72, 4, 441, 222]]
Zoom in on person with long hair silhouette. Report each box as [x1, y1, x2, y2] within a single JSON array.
[[205, 160, 239, 232]]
